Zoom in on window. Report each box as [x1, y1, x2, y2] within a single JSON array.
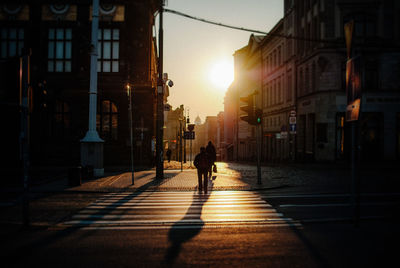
[[299, 68, 304, 95], [53, 100, 70, 138], [273, 80, 276, 105], [287, 38, 292, 57], [1, 28, 24, 58], [278, 79, 281, 103], [278, 46, 281, 65], [311, 62, 316, 92], [344, 14, 376, 38], [97, 100, 118, 140], [287, 74, 292, 101], [305, 67, 310, 93], [47, 28, 72, 72], [98, 28, 119, 72]]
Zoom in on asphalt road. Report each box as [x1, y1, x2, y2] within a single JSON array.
[[2, 189, 399, 267]]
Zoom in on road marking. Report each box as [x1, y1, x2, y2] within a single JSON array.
[[64, 218, 296, 225], [61, 191, 300, 229], [262, 192, 400, 199], [279, 202, 399, 208], [92, 200, 267, 205], [78, 222, 303, 230], [86, 204, 272, 209], [71, 212, 284, 220]]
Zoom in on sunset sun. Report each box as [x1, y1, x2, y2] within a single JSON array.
[[208, 60, 234, 90]]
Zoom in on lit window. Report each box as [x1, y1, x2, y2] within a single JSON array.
[[47, 28, 72, 72], [97, 28, 119, 72], [0, 28, 24, 59]]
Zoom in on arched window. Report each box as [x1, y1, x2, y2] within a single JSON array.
[[97, 100, 118, 140]]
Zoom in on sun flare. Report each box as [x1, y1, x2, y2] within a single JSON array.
[[208, 60, 234, 90]]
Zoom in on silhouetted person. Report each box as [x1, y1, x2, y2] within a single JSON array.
[[166, 148, 172, 162], [194, 147, 210, 194], [206, 141, 216, 178]]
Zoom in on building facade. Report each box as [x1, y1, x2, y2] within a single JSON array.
[[0, 1, 160, 181], [225, 0, 400, 164]]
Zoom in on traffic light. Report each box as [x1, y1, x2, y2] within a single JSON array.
[[255, 108, 262, 125], [240, 94, 255, 124]]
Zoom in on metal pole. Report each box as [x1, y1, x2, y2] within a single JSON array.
[[352, 122, 360, 226], [180, 120, 183, 172], [184, 117, 187, 163], [128, 85, 134, 185], [156, 1, 164, 179], [257, 124, 261, 185], [20, 49, 30, 227], [190, 139, 192, 167]]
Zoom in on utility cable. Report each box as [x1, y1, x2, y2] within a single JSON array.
[[163, 8, 342, 45]]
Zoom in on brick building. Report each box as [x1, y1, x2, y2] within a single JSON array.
[[0, 1, 160, 182]]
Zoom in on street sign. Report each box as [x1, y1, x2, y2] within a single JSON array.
[[184, 131, 195, 139], [281, 131, 288, 139], [289, 110, 296, 117], [289, 116, 296, 124]]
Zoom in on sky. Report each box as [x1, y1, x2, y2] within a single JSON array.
[[161, 0, 283, 123]]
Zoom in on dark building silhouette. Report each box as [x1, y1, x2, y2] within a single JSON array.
[[225, 0, 400, 164], [0, 1, 159, 182]]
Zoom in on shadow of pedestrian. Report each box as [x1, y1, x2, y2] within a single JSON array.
[[163, 180, 214, 266]]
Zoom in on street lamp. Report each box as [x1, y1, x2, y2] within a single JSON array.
[[178, 114, 184, 172], [126, 83, 134, 185]]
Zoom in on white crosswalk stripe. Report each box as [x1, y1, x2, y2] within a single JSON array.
[[61, 191, 301, 229]]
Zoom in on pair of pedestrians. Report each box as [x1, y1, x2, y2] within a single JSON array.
[[194, 141, 216, 194]]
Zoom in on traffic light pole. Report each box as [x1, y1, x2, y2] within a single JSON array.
[[256, 124, 261, 185], [20, 48, 31, 227]]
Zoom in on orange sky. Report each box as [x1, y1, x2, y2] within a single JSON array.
[[161, 0, 283, 123]]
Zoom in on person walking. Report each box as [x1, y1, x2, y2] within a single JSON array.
[[166, 148, 172, 162], [206, 141, 216, 178], [194, 147, 210, 194]]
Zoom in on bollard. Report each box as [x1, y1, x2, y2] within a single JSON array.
[[68, 166, 82, 186]]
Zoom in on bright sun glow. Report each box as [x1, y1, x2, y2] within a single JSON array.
[[208, 60, 234, 90]]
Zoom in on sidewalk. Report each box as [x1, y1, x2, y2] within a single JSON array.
[[1, 161, 399, 229], [29, 161, 286, 193], [3, 161, 399, 195]]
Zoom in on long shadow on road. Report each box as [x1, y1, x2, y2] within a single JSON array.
[[3, 173, 177, 263], [163, 180, 214, 266]]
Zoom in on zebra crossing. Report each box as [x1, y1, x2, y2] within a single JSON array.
[[61, 191, 301, 229]]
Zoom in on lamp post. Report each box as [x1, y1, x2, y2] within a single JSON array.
[[81, 0, 104, 177], [127, 83, 134, 185], [179, 115, 184, 172]]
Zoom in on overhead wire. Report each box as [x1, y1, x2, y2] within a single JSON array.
[[163, 8, 342, 45]]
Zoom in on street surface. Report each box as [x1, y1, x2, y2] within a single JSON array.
[[1, 162, 399, 267]]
